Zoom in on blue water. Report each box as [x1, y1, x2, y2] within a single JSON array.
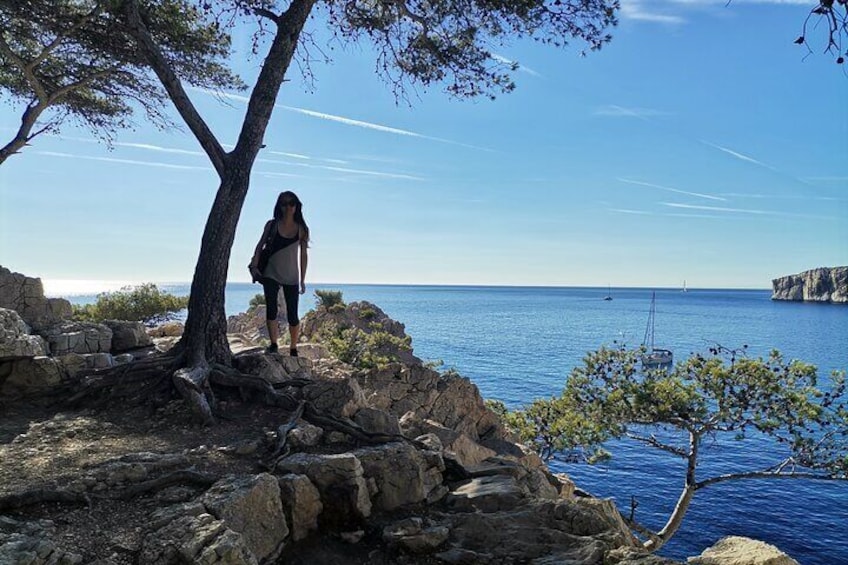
[[66, 283, 848, 563]]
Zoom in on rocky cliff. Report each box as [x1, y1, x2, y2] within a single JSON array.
[[0, 269, 803, 565], [771, 266, 848, 303]]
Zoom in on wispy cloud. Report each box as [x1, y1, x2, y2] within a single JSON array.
[[53, 134, 206, 157], [36, 151, 210, 171], [621, 0, 811, 25], [266, 150, 348, 165], [701, 140, 778, 171], [257, 156, 424, 181], [618, 178, 727, 201], [594, 105, 670, 119], [491, 53, 542, 77], [661, 201, 837, 220], [620, 1, 686, 24], [609, 207, 737, 220], [196, 88, 492, 152]]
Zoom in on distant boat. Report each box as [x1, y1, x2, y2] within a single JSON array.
[[641, 291, 673, 370], [603, 284, 613, 301], [682, 280, 688, 293]]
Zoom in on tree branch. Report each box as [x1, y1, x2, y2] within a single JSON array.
[[232, 0, 317, 162], [696, 469, 847, 490], [122, 0, 226, 176], [625, 432, 688, 458]]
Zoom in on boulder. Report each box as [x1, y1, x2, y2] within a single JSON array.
[[0, 266, 72, 331], [687, 536, 800, 565], [1, 356, 64, 397], [353, 441, 444, 512], [287, 420, 324, 448], [275, 452, 371, 527], [446, 475, 526, 513], [201, 473, 288, 562], [140, 503, 258, 565], [44, 321, 112, 355], [104, 319, 152, 352], [0, 307, 48, 359], [302, 376, 366, 418], [0, 516, 83, 565], [277, 474, 323, 541], [147, 321, 184, 337], [443, 498, 637, 563], [402, 415, 496, 467], [382, 517, 450, 554], [363, 363, 505, 443], [353, 406, 402, 436]]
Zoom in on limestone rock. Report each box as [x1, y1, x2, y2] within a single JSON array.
[[771, 266, 847, 303], [687, 536, 800, 565], [44, 321, 112, 355], [140, 505, 258, 565], [147, 321, 184, 337], [364, 364, 505, 443], [607, 547, 683, 564], [0, 516, 83, 565], [275, 452, 372, 527], [287, 420, 323, 448], [0, 307, 48, 359], [353, 406, 402, 436], [277, 474, 323, 541], [302, 376, 366, 418], [103, 319, 152, 352], [233, 352, 291, 384], [300, 300, 421, 365], [0, 266, 71, 331], [446, 475, 526, 513], [382, 517, 450, 554], [353, 441, 444, 511], [403, 416, 496, 467], [443, 498, 636, 563], [1, 355, 64, 397], [201, 473, 288, 562]]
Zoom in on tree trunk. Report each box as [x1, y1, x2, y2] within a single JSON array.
[[174, 0, 317, 368], [179, 168, 250, 366], [644, 430, 699, 552]]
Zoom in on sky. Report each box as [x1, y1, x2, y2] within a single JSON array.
[[1, 0, 846, 292]]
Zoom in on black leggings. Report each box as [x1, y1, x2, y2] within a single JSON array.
[[262, 279, 300, 326]]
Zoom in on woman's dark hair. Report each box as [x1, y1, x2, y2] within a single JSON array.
[[274, 190, 310, 243]]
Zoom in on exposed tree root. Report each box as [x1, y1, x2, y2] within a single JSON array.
[[0, 470, 216, 512]]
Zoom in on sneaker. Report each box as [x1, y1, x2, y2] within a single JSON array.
[[289, 348, 298, 357], [266, 343, 278, 354]]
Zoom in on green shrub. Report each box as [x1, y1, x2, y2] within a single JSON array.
[[72, 283, 189, 324], [249, 293, 266, 310], [314, 289, 344, 310], [317, 320, 411, 371], [358, 307, 377, 320]]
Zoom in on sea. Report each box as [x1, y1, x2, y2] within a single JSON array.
[[53, 282, 848, 564]]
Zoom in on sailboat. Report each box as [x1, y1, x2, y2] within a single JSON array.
[[603, 284, 613, 301], [682, 280, 688, 293], [641, 291, 673, 370]]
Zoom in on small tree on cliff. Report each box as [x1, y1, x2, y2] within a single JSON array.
[[503, 346, 848, 552], [105, 0, 618, 423], [0, 0, 241, 165]]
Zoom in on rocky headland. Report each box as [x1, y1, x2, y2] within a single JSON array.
[[0, 266, 801, 564], [771, 266, 847, 303]]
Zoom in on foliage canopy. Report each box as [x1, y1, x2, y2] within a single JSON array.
[[503, 345, 848, 550], [72, 282, 189, 324], [0, 0, 242, 163]]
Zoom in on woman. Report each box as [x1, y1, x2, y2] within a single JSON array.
[[249, 191, 309, 356]]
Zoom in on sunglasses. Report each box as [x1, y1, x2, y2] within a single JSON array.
[[280, 200, 296, 207]]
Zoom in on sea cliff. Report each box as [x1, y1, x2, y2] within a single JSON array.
[[0, 266, 802, 564], [771, 266, 848, 304]]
